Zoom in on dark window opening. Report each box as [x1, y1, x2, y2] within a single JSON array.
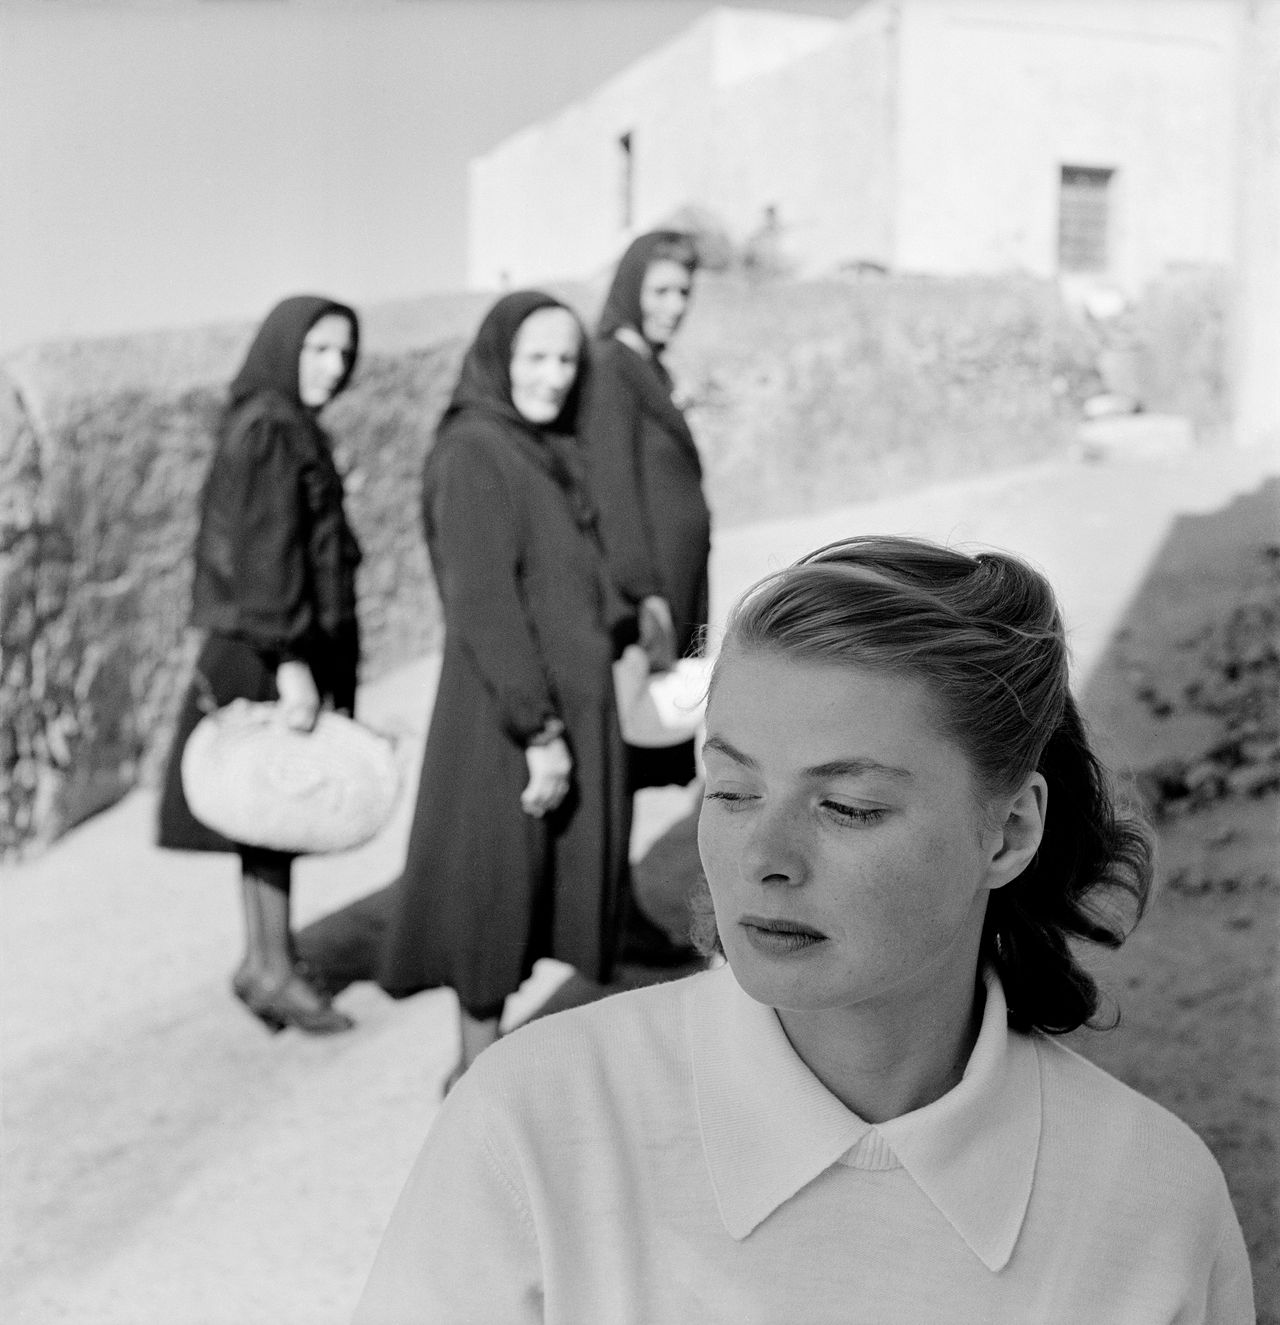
[[618, 131, 634, 230], [1058, 165, 1114, 273]]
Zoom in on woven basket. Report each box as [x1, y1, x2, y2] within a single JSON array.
[[181, 701, 401, 855], [612, 645, 713, 749]]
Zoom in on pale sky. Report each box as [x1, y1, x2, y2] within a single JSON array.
[[0, 0, 855, 353]]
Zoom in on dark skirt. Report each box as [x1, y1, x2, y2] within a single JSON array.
[[377, 646, 631, 1019], [627, 739, 698, 791], [155, 629, 358, 855]]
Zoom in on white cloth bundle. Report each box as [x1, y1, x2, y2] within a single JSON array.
[[612, 645, 713, 749], [181, 701, 401, 854]]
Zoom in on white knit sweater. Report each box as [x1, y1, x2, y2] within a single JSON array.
[[354, 966, 1254, 1324]]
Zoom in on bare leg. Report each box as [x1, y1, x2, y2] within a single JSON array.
[[460, 1009, 502, 1065], [445, 1005, 503, 1094], [238, 858, 294, 983], [233, 850, 355, 1035]]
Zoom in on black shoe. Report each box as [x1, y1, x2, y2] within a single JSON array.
[[231, 968, 356, 1035]]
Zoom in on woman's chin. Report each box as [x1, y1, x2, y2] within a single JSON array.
[[515, 403, 562, 425], [723, 930, 835, 1005]]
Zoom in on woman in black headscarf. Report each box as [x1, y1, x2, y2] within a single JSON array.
[[378, 290, 633, 1090], [579, 230, 711, 791], [157, 294, 362, 1036]]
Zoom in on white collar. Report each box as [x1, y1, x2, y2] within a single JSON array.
[[684, 964, 1041, 1271]]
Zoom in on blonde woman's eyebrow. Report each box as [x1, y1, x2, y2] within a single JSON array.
[[702, 736, 912, 783], [702, 735, 757, 768], [804, 758, 914, 783]]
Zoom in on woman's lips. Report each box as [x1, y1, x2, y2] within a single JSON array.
[[739, 916, 827, 956]]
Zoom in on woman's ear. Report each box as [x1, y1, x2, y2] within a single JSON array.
[[985, 773, 1048, 891]]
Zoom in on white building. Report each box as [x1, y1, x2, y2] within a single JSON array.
[[467, 0, 1247, 297]]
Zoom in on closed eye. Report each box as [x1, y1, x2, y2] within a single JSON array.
[[821, 800, 885, 826], [704, 789, 756, 809]]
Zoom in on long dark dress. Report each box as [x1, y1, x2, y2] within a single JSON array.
[[156, 296, 362, 855], [579, 336, 711, 658], [579, 231, 712, 792], [378, 292, 632, 1019]]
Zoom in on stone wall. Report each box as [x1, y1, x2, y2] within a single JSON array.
[[673, 272, 1102, 524], [0, 343, 462, 858]]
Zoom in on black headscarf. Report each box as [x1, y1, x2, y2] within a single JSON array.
[[440, 290, 595, 526], [197, 294, 363, 646], [444, 290, 583, 433], [596, 230, 696, 344], [227, 294, 360, 411]]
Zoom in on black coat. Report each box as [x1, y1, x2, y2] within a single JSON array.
[[378, 292, 633, 1016], [189, 393, 361, 659], [579, 336, 711, 659], [157, 296, 361, 855]]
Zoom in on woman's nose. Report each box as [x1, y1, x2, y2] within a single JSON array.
[[740, 804, 808, 887]]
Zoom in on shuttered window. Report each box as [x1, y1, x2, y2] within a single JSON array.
[[1058, 165, 1114, 273]]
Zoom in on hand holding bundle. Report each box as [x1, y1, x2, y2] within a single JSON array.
[[612, 645, 713, 749], [181, 700, 401, 854]]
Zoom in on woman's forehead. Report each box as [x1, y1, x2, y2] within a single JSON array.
[[643, 258, 692, 285], [705, 649, 975, 786], [711, 646, 908, 707], [709, 647, 941, 734], [514, 305, 579, 347], [304, 313, 353, 344]]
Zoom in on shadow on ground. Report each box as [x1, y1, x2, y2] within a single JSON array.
[[292, 800, 708, 1024], [1071, 475, 1279, 1319]]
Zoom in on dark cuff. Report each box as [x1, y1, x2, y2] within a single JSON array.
[[526, 717, 566, 748]]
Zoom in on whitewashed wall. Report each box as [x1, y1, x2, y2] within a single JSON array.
[[709, 3, 896, 276], [893, 0, 1238, 290], [467, 0, 1243, 292], [467, 9, 845, 287]]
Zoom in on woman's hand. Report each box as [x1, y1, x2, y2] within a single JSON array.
[[521, 737, 573, 818], [276, 660, 321, 732], [639, 595, 677, 672]]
